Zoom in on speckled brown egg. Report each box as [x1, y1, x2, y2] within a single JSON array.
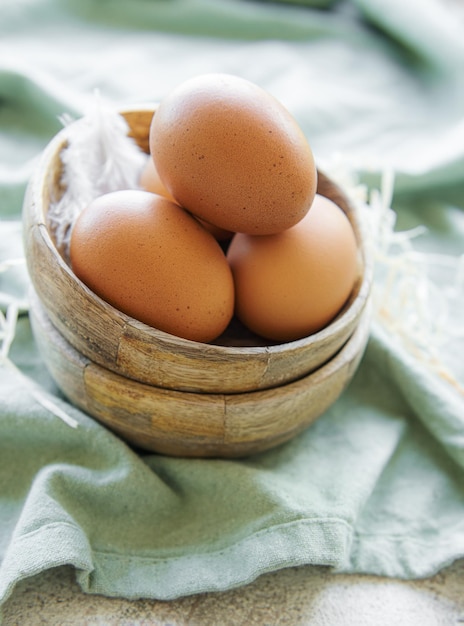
[[227, 194, 359, 342], [149, 73, 317, 235], [69, 189, 234, 343], [139, 155, 233, 242]]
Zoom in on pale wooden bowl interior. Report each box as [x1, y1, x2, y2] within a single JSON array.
[[22, 106, 373, 395]]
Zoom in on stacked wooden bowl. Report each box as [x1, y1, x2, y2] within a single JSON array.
[[22, 107, 373, 458]]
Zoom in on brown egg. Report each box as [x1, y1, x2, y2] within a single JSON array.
[[139, 155, 233, 242], [149, 73, 317, 235], [139, 155, 177, 202], [226, 194, 359, 342], [70, 189, 234, 343]]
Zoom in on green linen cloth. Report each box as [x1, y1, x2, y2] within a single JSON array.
[[1, 0, 464, 608]]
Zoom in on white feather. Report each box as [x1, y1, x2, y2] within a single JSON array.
[[48, 95, 146, 259]]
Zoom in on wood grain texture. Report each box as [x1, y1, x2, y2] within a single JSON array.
[[22, 106, 373, 395], [29, 289, 371, 458]]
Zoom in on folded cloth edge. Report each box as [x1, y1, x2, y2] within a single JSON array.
[[0, 518, 352, 603]]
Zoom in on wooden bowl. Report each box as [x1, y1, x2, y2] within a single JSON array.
[[23, 104, 373, 457], [29, 288, 371, 458], [22, 106, 373, 396]]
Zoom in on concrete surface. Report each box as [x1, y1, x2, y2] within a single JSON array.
[[3, 559, 464, 625]]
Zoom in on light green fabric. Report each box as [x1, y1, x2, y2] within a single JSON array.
[[1, 0, 464, 609]]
